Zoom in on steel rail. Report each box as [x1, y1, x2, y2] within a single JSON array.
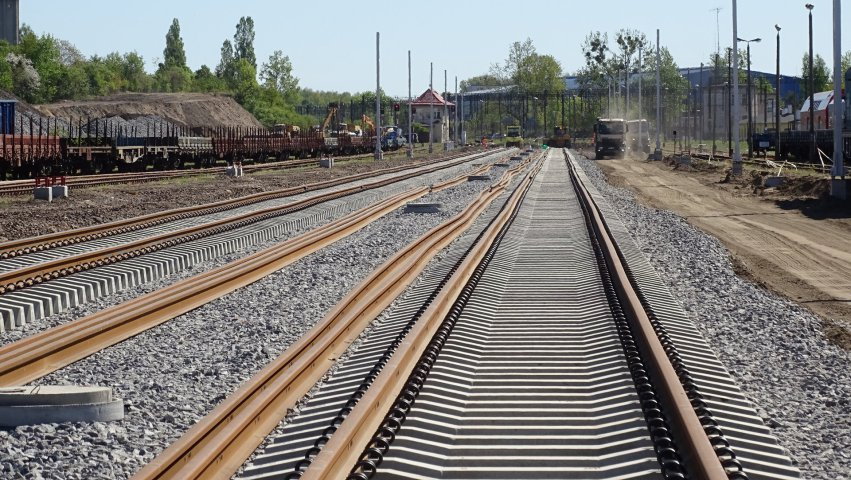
[[300, 149, 727, 480], [0, 159, 519, 387], [299, 157, 544, 480], [0, 152, 498, 294], [0, 147, 448, 196], [566, 154, 728, 480], [130, 157, 534, 480], [0, 149, 491, 259]]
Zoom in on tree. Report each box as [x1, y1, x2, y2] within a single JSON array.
[[216, 39, 235, 80], [122, 52, 150, 92], [193, 65, 227, 92], [163, 18, 187, 69], [459, 74, 506, 92], [260, 50, 298, 98], [233, 17, 256, 70], [490, 38, 536, 85], [6, 52, 40, 100], [841, 50, 851, 89], [801, 52, 831, 98], [230, 58, 259, 103]]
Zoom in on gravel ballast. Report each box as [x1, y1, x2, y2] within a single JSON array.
[[576, 155, 851, 479], [0, 163, 524, 479], [0, 152, 506, 343]]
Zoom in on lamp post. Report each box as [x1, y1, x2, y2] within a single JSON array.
[[806, 3, 815, 162], [737, 36, 761, 159], [830, 0, 845, 199], [731, 0, 742, 174], [775, 25, 781, 159]]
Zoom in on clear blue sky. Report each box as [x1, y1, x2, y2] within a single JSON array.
[[23, 0, 851, 97]]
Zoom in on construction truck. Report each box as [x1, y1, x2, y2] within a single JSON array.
[[626, 119, 650, 153], [593, 118, 628, 159], [505, 125, 523, 148], [548, 126, 572, 148]]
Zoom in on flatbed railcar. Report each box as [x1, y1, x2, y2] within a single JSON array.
[[0, 129, 384, 180]]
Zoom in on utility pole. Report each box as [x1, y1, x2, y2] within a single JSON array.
[[831, 0, 846, 198], [727, 48, 733, 156], [454, 76, 458, 145], [444, 69, 448, 148], [407, 50, 413, 158], [775, 25, 781, 159], [807, 3, 816, 163], [638, 46, 643, 155], [429, 62, 434, 154], [732, 0, 742, 174], [375, 32, 381, 161], [655, 29, 662, 159], [699, 62, 704, 148]]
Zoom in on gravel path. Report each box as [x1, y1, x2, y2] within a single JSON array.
[[576, 155, 851, 479], [0, 165, 517, 479]]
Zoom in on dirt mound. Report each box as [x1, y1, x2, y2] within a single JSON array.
[[35, 93, 262, 129], [776, 175, 830, 198]]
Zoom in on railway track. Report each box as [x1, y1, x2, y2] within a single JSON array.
[[154, 148, 798, 480], [0, 147, 441, 196], [0, 149, 504, 328], [0, 153, 530, 386]]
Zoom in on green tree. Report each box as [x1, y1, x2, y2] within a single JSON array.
[[459, 74, 506, 92], [122, 52, 150, 92], [801, 52, 831, 98], [163, 18, 187, 69], [840, 50, 851, 89], [233, 17, 256, 70], [230, 57, 259, 103], [260, 50, 298, 99], [216, 39, 235, 80], [193, 65, 227, 92]]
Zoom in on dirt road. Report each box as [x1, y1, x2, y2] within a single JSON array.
[[597, 158, 851, 345]]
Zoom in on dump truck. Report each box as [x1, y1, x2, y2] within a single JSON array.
[[593, 118, 627, 159]]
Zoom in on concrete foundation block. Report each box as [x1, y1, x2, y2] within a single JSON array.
[[226, 165, 244, 177], [319, 158, 334, 168], [33, 187, 52, 202], [405, 203, 443, 214], [0, 386, 124, 426], [764, 176, 786, 188], [51, 185, 69, 198]]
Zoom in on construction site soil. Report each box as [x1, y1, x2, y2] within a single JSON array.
[[594, 155, 851, 349], [34, 92, 263, 128], [0, 150, 458, 242]]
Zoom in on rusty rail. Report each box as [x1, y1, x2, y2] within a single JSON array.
[[299, 149, 727, 480], [129, 157, 533, 480], [0, 159, 508, 387], [0, 151, 498, 294], [0, 149, 489, 259]]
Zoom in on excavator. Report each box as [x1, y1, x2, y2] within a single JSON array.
[[361, 114, 376, 136], [318, 103, 339, 137]]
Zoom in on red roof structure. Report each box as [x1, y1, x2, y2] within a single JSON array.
[[410, 88, 455, 107]]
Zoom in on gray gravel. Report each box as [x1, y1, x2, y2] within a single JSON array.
[[0, 152, 506, 345], [12, 113, 182, 137], [0, 164, 515, 479], [576, 155, 851, 479]]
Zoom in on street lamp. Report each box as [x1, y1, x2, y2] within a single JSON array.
[[806, 3, 816, 162], [775, 25, 781, 159], [737, 37, 761, 158]]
